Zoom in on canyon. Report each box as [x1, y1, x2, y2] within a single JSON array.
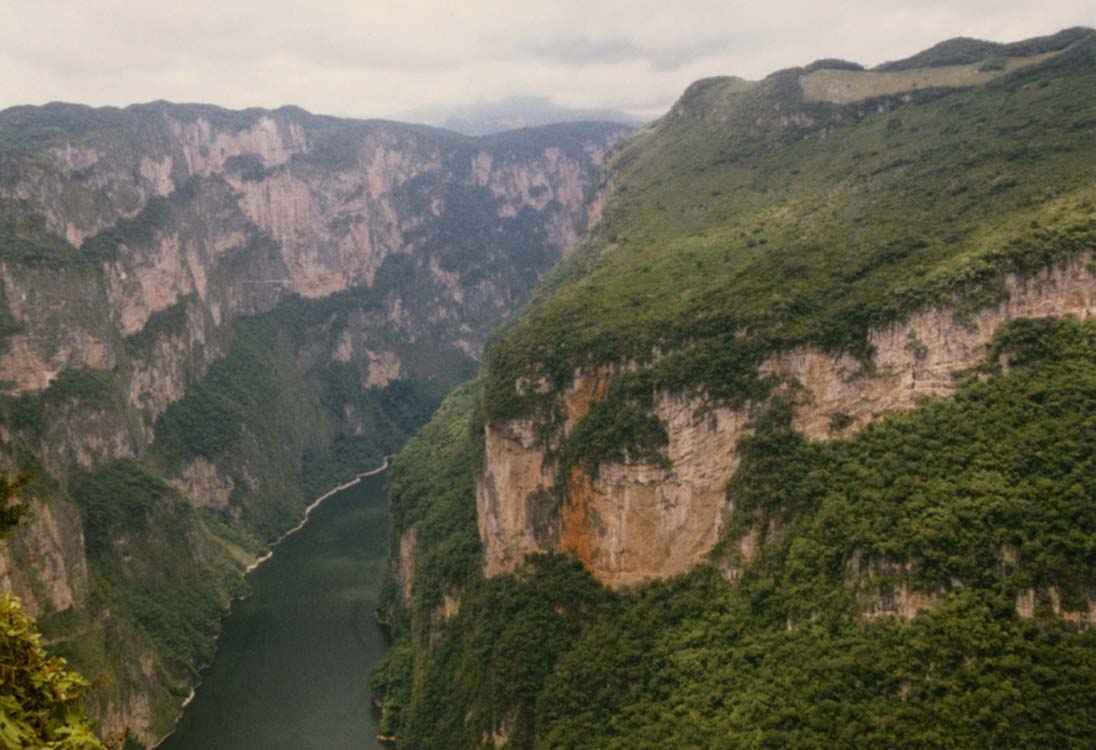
[[0, 100, 627, 743], [373, 29, 1096, 749], [3, 24, 1096, 750]]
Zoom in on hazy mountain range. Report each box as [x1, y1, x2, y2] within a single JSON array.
[[393, 94, 646, 135]]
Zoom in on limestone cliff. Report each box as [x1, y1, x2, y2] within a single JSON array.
[[476, 255, 1096, 588], [374, 29, 1096, 749], [0, 101, 627, 743]]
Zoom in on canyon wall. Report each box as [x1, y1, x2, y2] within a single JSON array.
[[0, 101, 627, 743], [373, 31, 1096, 748], [476, 256, 1096, 588]]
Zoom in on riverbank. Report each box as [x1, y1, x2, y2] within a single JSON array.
[[245, 457, 393, 575], [154, 459, 392, 748]]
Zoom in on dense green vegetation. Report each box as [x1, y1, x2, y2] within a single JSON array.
[[0, 226, 86, 269], [377, 31, 1096, 750], [151, 291, 451, 538], [123, 296, 195, 357], [378, 317, 1096, 750], [876, 26, 1089, 71], [380, 382, 483, 623], [556, 376, 669, 478], [0, 102, 131, 151], [483, 33, 1096, 470], [3, 368, 121, 437], [0, 593, 105, 750], [81, 197, 174, 262], [68, 461, 243, 683], [153, 332, 280, 463], [0, 475, 103, 750], [723, 318, 1096, 606], [0, 92, 623, 742]]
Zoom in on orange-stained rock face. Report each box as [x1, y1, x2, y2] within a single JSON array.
[[477, 255, 1096, 589], [479, 385, 747, 586], [559, 467, 596, 567], [556, 393, 748, 587]]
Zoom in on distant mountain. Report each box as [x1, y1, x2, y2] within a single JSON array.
[[394, 94, 645, 135]]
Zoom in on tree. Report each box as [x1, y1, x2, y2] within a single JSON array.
[[0, 474, 104, 749], [0, 473, 27, 540]]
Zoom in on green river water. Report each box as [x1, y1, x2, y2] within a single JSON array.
[[160, 473, 388, 750]]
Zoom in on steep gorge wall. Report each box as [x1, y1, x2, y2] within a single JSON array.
[[375, 32, 1096, 748], [0, 102, 626, 743], [475, 255, 1096, 588], [0, 110, 619, 399]]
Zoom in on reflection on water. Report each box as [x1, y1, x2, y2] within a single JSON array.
[[160, 474, 388, 750]]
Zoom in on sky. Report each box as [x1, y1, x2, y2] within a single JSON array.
[[1, 0, 1094, 122]]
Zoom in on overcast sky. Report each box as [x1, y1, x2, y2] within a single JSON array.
[[2, 0, 1094, 121]]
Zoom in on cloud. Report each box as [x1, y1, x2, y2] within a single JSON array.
[[0, 0, 1093, 121], [511, 34, 644, 67]]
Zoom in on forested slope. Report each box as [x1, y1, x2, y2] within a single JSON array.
[[0, 101, 626, 743], [375, 27, 1096, 749]]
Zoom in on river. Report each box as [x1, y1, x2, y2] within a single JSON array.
[[159, 472, 389, 750]]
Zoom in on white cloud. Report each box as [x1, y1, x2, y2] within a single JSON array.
[[0, 0, 1093, 120]]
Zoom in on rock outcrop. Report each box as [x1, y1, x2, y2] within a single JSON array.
[[477, 255, 1096, 588], [0, 101, 627, 743]]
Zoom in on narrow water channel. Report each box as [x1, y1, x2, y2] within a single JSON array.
[[160, 473, 388, 750]]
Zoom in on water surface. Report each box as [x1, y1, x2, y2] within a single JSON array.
[[161, 474, 388, 750]]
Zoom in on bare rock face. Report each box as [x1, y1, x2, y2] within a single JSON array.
[[171, 458, 234, 510], [763, 257, 1096, 439], [1016, 586, 1096, 626], [477, 255, 1096, 588], [125, 301, 218, 432], [0, 108, 623, 418], [477, 418, 552, 576], [395, 526, 418, 607], [0, 495, 89, 616], [0, 102, 628, 742], [168, 115, 308, 180], [0, 105, 624, 481]]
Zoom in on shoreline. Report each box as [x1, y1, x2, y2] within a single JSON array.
[[153, 456, 392, 748], [244, 456, 393, 576]]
